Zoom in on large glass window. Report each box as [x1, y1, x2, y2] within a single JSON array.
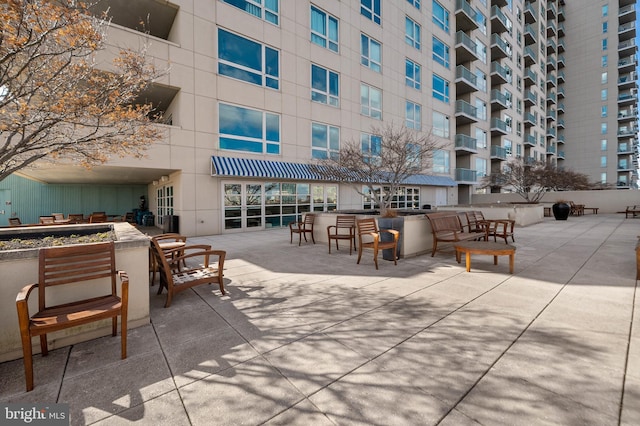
[[405, 59, 421, 89], [219, 103, 280, 154], [361, 133, 382, 161], [362, 186, 421, 210], [432, 74, 450, 103], [475, 127, 487, 148], [475, 158, 487, 178], [156, 185, 174, 227], [311, 64, 339, 107], [222, 0, 279, 24], [407, 0, 420, 9], [361, 0, 381, 24], [264, 183, 335, 227], [361, 34, 382, 72], [406, 101, 422, 130], [433, 150, 450, 173], [432, 111, 449, 138], [432, 37, 450, 68], [405, 17, 421, 49], [432, 0, 450, 32], [218, 29, 279, 89], [601, 123, 607, 134], [361, 84, 382, 119], [311, 6, 339, 52], [311, 122, 340, 160]]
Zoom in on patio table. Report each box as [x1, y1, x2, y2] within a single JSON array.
[[453, 241, 516, 274]]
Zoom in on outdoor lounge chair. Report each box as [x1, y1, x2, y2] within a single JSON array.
[[356, 218, 399, 270]]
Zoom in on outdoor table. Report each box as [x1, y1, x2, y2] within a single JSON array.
[[453, 241, 516, 274]]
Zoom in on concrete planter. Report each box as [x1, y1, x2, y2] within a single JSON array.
[[0, 222, 150, 362]]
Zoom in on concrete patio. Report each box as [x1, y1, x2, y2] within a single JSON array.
[[1, 213, 639, 425]]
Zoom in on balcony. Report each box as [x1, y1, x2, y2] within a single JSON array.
[[455, 31, 480, 63], [557, 150, 565, 159], [546, 38, 557, 54], [524, 24, 537, 45], [557, 71, 565, 83], [455, 134, 478, 154], [619, 4, 636, 25], [455, 0, 479, 31], [557, 134, 565, 144], [557, 40, 566, 53], [455, 100, 479, 123], [490, 145, 508, 160], [490, 117, 509, 135], [524, 112, 537, 127], [547, 91, 557, 105], [524, 67, 537, 86], [490, 61, 511, 85], [547, 127, 557, 138], [455, 168, 478, 183], [547, 2, 557, 19], [455, 65, 479, 95], [490, 34, 511, 59], [546, 145, 556, 155], [618, 108, 638, 122], [557, 119, 565, 129], [557, 102, 565, 113], [618, 90, 637, 107], [558, 22, 565, 37], [619, 21, 636, 41], [524, 134, 536, 147], [547, 110, 557, 121], [524, 90, 537, 106], [524, 2, 536, 24], [89, 0, 179, 41], [547, 74, 557, 88], [618, 143, 634, 154], [618, 72, 637, 90], [546, 20, 557, 37], [557, 87, 565, 98], [547, 55, 557, 71], [618, 126, 639, 137], [618, 55, 638, 73], [557, 54, 565, 68], [558, 4, 565, 22], [524, 46, 537, 66], [490, 90, 510, 110], [490, 5, 511, 33], [618, 39, 637, 57]]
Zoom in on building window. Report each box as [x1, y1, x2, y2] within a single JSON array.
[[311, 64, 339, 107], [475, 128, 487, 148], [361, 84, 382, 119], [405, 59, 421, 89], [601, 106, 608, 117], [221, 0, 279, 25], [362, 185, 421, 209], [601, 123, 607, 134], [405, 17, 421, 49], [311, 6, 339, 52], [601, 173, 607, 184], [504, 139, 513, 156], [601, 139, 607, 150], [475, 68, 487, 92], [219, 103, 280, 154], [361, 0, 381, 24], [601, 156, 607, 167], [156, 185, 174, 227], [476, 38, 487, 63], [432, 37, 450, 68], [602, 55, 607, 67], [475, 158, 487, 178], [433, 149, 450, 173], [311, 122, 340, 160], [432, 0, 450, 32], [475, 98, 487, 120], [603, 22, 608, 33], [361, 133, 382, 161], [361, 34, 382, 72], [602, 38, 608, 50], [218, 29, 279, 89], [407, 0, 420, 9], [602, 5, 608, 17], [601, 89, 607, 100], [602, 72, 608, 84], [406, 101, 422, 130], [432, 74, 449, 103], [432, 111, 449, 138]]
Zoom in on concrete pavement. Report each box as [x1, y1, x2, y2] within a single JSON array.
[[1, 213, 639, 425]]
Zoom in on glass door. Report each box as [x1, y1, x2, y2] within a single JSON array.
[[223, 182, 263, 231]]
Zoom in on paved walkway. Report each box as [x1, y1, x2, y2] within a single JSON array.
[[1, 214, 639, 425]]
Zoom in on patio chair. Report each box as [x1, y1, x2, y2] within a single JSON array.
[[356, 218, 399, 270], [149, 233, 187, 285], [39, 216, 55, 224], [68, 214, 85, 224], [150, 238, 226, 307], [89, 213, 108, 223], [289, 213, 316, 246], [8, 217, 21, 226], [52, 213, 64, 221], [16, 241, 128, 391], [486, 219, 515, 244], [465, 211, 486, 234], [327, 215, 357, 255]]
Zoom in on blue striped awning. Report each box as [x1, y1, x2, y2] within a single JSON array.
[[211, 156, 457, 187]]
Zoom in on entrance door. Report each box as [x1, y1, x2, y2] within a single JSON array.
[[0, 190, 11, 227], [223, 183, 263, 231]]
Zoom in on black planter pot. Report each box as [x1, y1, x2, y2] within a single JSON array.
[[552, 202, 571, 220], [378, 217, 403, 260]]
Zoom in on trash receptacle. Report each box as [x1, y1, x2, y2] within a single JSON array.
[[162, 215, 179, 233], [142, 213, 155, 227]]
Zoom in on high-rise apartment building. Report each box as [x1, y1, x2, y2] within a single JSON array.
[[15, 1, 638, 236]]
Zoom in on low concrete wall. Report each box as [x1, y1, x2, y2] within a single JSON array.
[[0, 222, 150, 363], [437, 204, 544, 227], [472, 189, 640, 214]]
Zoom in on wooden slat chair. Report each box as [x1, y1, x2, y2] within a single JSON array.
[[89, 213, 108, 223], [150, 238, 226, 308], [15, 241, 128, 391], [426, 212, 484, 257], [149, 233, 187, 285], [289, 213, 316, 246], [39, 216, 55, 224], [9, 217, 21, 226], [464, 211, 486, 234], [327, 215, 357, 254], [68, 214, 85, 224], [486, 219, 516, 244], [356, 218, 399, 270]]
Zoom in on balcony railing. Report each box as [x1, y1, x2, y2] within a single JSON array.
[[455, 134, 478, 152], [455, 168, 478, 182], [490, 145, 508, 160]]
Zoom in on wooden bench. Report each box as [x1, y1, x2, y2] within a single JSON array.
[[626, 206, 640, 218], [583, 207, 599, 214], [426, 212, 484, 257], [16, 241, 128, 391]]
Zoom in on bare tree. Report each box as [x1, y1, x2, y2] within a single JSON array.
[[314, 122, 443, 215], [0, 0, 166, 182], [483, 158, 592, 202]]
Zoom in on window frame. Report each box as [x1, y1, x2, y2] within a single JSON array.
[[432, 0, 450, 33], [311, 64, 340, 107], [218, 103, 281, 155], [360, 83, 382, 119], [311, 5, 339, 52], [221, 0, 279, 25], [405, 16, 421, 49], [406, 101, 422, 130], [361, 0, 381, 25], [432, 111, 449, 138], [405, 58, 421, 90], [311, 122, 340, 160], [432, 74, 450, 103], [432, 36, 450, 68], [361, 33, 382, 72]]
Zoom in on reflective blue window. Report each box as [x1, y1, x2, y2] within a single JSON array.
[[432, 74, 450, 103], [311, 6, 339, 52], [311, 64, 339, 107], [361, 34, 381, 72], [432, 0, 450, 32], [432, 36, 450, 68], [218, 29, 279, 89], [405, 59, 421, 90], [361, 0, 381, 25], [221, 0, 279, 25], [219, 103, 281, 154], [312, 123, 340, 160]]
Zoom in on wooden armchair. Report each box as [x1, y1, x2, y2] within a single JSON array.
[[68, 214, 85, 224], [289, 213, 316, 246], [569, 201, 584, 216], [356, 218, 399, 270], [39, 216, 55, 224], [150, 238, 226, 307], [149, 233, 187, 285], [9, 217, 21, 226], [464, 211, 486, 234], [89, 213, 108, 223], [16, 241, 128, 391], [327, 215, 356, 254], [486, 219, 515, 244]]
